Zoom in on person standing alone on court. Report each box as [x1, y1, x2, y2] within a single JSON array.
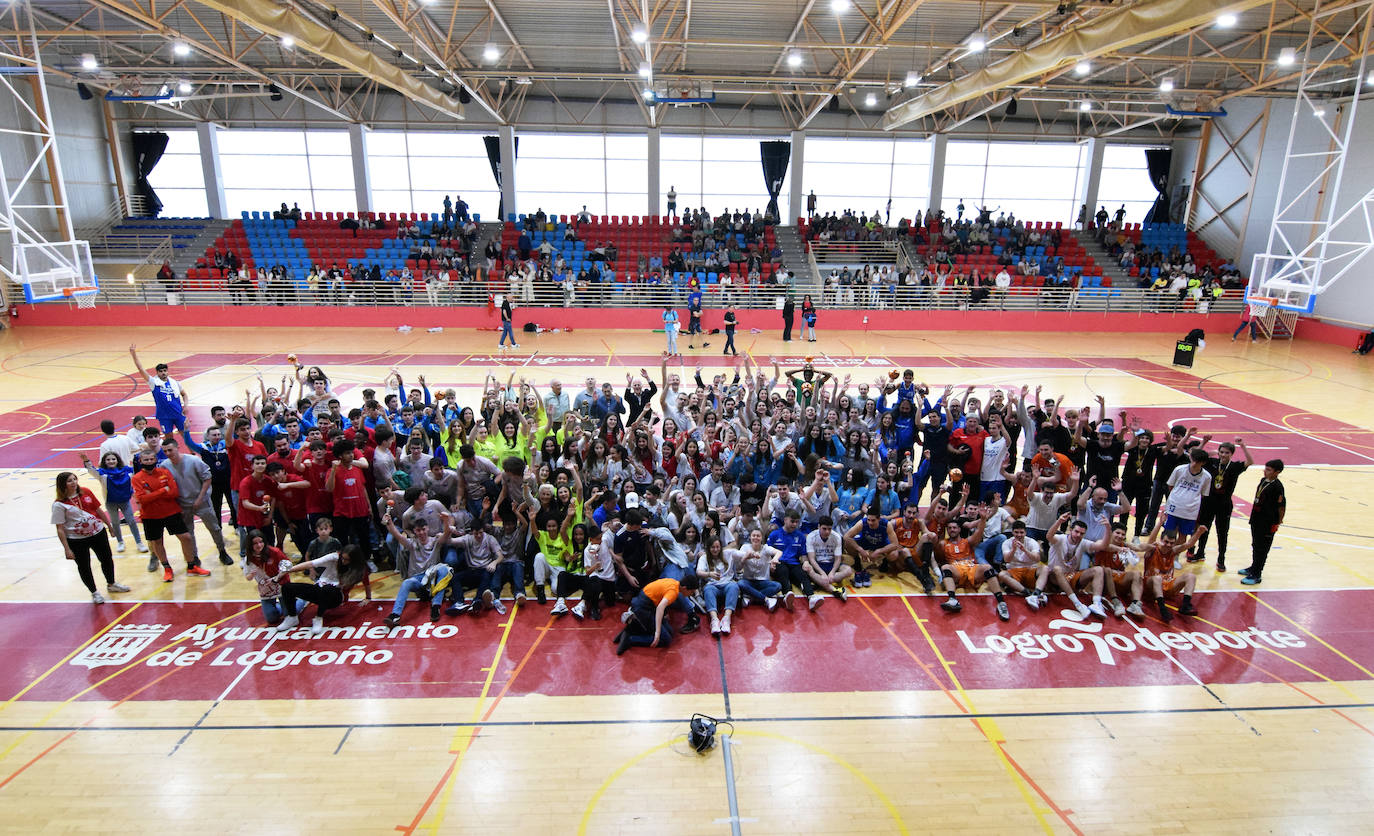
[[498, 295, 518, 351], [782, 295, 795, 343], [1241, 459, 1285, 585]]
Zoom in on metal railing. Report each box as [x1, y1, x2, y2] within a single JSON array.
[[807, 240, 901, 264], [61, 279, 1246, 315]]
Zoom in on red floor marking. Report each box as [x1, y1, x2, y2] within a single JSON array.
[[2, 590, 1370, 703]]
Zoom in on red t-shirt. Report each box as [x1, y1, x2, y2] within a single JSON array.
[[228, 437, 267, 487], [302, 457, 334, 515], [272, 476, 308, 521], [331, 463, 370, 518], [951, 428, 990, 475], [237, 473, 275, 528]]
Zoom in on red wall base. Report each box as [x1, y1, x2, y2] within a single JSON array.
[[13, 303, 1247, 334]]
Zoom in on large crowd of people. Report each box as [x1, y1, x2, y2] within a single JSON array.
[[49, 340, 1290, 654]]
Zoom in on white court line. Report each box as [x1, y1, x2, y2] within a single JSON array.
[[1124, 371, 1374, 465]]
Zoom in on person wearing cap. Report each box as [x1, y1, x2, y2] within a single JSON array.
[[1240, 459, 1285, 585]]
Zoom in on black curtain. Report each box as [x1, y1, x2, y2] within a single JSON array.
[[1143, 148, 1172, 225], [131, 131, 169, 217], [483, 135, 519, 220], [760, 140, 791, 223]]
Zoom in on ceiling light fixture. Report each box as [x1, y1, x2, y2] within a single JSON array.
[[483, 42, 500, 62], [280, 35, 295, 50], [1277, 47, 1296, 66], [638, 61, 652, 78], [1079, 100, 1092, 112], [904, 70, 921, 87], [1216, 12, 1238, 27], [1366, 70, 1374, 85], [642, 88, 656, 101], [787, 50, 803, 68], [1075, 60, 1090, 76], [178, 80, 192, 94], [173, 42, 191, 57], [1314, 106, 1326, 117], [864, 92, 877, 107], [831, 0, 851, 12], [1159, 77, 1175, 92], [631, 25, 648, 44], [80, 54, 97, 71], [967, 33, 986, 53]]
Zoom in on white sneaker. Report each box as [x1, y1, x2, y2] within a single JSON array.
[[491, 598, 507, 615], [1074, 600, 1091, 618], [515, 592, 527, 604], [808, 594, 825, 611], [620, 610, 632, 624], [1126, 600, 1145, 618], [115, 541, 126, 553], [765, 597, 779, 613], [720, 612, 732, 634], [834, 586, 848, 602], [1025, 593, 1041, 611], [996, 601, 1010, 621], [551, 598, 569, 616], [106, 582, 130, 593], [709, 613, 721, 635], [137, 542, 149, 553], [276, 615, 300, 632], [1088, 600, 1107, 619], [571, 600, 586, 619], [783, 591, 795, 611], [1110, 598, 1126, 618], [311, 616, 325, 636], [91, 591, 105, 604]]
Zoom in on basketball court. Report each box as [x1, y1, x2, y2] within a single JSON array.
[[1, 324, 1372, 834]]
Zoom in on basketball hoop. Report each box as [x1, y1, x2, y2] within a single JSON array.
[[63, 286, 98, 308], [1247, 295, 1276, 317]]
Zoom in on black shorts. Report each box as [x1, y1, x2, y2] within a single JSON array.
[[143, 513, 188, 541]]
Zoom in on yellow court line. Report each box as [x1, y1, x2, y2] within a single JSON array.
[[1243, 592, 1374, 680], [897, 595, 1061, 836], [0, 605, 254, 765], [0, 603, 143, 711], [732, 728, 910, 835], [418, 603, 520, 834], [576, 737, 684, 836]]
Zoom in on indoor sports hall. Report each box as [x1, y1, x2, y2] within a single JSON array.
[[2, 0, 1374, 833]]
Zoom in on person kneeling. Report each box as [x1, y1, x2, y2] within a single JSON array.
[[615, 573, 700, 655]]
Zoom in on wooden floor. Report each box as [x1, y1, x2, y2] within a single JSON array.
[[1, 323, 1373, 835]]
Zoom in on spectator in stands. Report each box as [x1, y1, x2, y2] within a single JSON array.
[[667, 186, 677, 218]]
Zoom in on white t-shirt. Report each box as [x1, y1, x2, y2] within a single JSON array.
[[1026, 491, 1072, 531], [980, 435, 1009, 482], [586, 535, 617, 581], [805, 529, 843, 567], [728, 544, 779, 581], [1001, 536, 1042, 568], [1165, 464, 1212, 521], [1047, 533, 1089, 572]]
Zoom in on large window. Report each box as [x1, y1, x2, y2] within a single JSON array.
[[217, 129, 356, 217], [143, 129, 207, 218], [663, 135, 792, 219], [806, 136, 931, 222], [515, 132, 647, 218], [365, 131, 496, 220], [945, 141, 1086, 223], [1099, 145, 1165, 227]]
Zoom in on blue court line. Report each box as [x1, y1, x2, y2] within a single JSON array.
[[4, 700, 1371, 733]]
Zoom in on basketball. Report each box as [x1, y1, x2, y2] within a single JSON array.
[[949, 467, 963, 482], [287, 353, 297, 364], [888, 369, 900, 380]]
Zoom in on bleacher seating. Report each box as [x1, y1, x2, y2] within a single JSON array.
[[496, 213, 779, 291], [1114, 222, 1233, 279], [104, 218, 214, 253], [183, 208, 480, 290]]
